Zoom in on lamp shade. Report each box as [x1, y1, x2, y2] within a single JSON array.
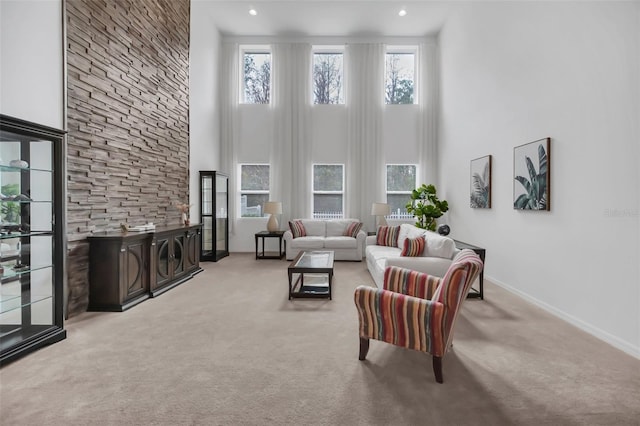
[[371, 202, 390, 216], [263, 201, 282, 215]]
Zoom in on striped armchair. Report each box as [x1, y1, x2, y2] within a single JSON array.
[[354, 249, 483, 383]]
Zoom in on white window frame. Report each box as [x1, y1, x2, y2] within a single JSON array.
[[386, 164, 418, 219], [238, 163, 270, 218], [384, 46, 418, 105], [240, 45, 272, 105], [312, 45, 346, 105], [312, 163, 345, 219]]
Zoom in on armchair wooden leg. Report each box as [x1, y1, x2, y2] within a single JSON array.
[[432, 356, 443, 383], [358, 337, 370, 360]]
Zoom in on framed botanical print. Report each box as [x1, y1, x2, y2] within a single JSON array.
[[513, 138, 550, 210]]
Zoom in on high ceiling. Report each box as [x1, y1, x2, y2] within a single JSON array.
[[193, 0, 455, 38]]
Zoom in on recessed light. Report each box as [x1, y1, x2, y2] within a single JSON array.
[[249, 8, 257, 16], [398, 9, 407, 17]]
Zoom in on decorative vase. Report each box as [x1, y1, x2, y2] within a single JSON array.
[[181, 213, 189, 226]]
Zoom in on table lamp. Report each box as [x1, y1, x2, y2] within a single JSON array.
[[264, 201, 282, 232], [371, 202, 390, 228]]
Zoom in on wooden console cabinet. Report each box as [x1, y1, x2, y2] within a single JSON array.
[[88, 224, 202, 311]]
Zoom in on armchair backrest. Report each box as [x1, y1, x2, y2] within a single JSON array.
[[431, 249, 484, 348]]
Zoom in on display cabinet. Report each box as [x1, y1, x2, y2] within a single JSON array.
[[0, 115, 66, 365], [200, 171, 229, 261]]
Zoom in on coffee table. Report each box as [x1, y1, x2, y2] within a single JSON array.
[[287, 251, 334, 300]]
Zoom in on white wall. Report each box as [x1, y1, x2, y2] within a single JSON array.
[[438, 1, 640, 357], [0, 0, 63, 128]]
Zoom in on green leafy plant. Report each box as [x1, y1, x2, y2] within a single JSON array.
[[1, 183, 20, 223], [405, 184, 449, 231], [514, 144, 548, 210]]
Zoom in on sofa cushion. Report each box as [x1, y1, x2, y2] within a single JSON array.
[[397, 223, 427, 249], [289, 236, 324, 249], [343, 221, 363, 238], [423, 231, 455, 259], [376, 225, 400, 247], [289, 220, 307, 238], [401, 236, 425, 257], [324, 236, 358, 249], [326, 219, 352, 237], [301, 219, 326, 237]]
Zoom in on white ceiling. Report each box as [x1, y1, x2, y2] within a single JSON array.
[[193, 0, 456, 38]]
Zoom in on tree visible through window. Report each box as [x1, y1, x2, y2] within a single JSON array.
[[239, 164, 270, 217], [387, 164, 416, 218], [313, 164, 344, 218], [243, 51, 271, 104], [385, 51, 415, 105], [313, 51, 344, 104]]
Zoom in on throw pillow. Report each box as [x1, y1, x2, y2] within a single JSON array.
[[289, 220, 307, 238], [376, 225, 400, 247], [401, 236, 426, 257], [343, 221, 363, 238]]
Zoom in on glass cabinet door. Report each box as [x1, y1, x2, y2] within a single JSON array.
[[0, 115, 65, 365], [199, 171, 228, 261]]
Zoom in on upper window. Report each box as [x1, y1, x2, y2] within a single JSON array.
[[239, 164, 270, 217], [385, 47, 417, 105], [313, 164, 344, 219], [313, 47, 344, 104], [386, 164, 417, 218], [242, 48, 271, 104]]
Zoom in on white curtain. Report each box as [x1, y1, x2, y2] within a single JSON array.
[[346, 43, 385, 229], [271, 43, 312, 223], [220, 42, 239, 234], [418, 41, 439, 186]]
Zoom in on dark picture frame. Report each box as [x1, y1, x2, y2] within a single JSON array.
[[513, 137, 551, 211], [470, 155, 492, 208]]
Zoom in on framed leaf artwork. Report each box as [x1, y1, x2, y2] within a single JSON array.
[[513, 138, 551, 211], [470, 155, 491, 209]]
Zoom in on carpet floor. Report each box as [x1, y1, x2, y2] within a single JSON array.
[[1, 253, 639, 425]]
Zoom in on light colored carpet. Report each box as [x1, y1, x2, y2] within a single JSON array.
[[1, 253, 639, 425]]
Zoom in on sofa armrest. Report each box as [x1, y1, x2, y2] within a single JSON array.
[[383, 266, 441, 300], [365, 235, 377, 246], [354, 285, 446, 356], [385, 256, 452, 279], [283, 229, 293, 243]]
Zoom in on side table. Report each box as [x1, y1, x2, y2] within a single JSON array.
[[453, 240, 485, 300], [255, 230, 286, 259]]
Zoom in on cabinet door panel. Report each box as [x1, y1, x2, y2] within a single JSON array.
[[123, 242, 146, 300]]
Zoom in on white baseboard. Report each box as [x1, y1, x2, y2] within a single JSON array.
[[487, 275, 640, 360]]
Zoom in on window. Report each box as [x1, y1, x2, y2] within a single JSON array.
[[313, 47, 344, 104], [313, 164, 344, 219], [386, 164, 417, 218], [385, 47, 416, 105], [242, 48, 271, 104], [239, 164, 270, 217]]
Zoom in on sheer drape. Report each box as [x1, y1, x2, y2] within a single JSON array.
[[271, 43, 312, 223], [220, 42, 239, 234], [346, 43, 385, 229], [419, 41, 439, 186]]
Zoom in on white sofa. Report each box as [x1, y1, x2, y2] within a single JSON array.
[[283, 218, 366, 261], [365, 223, 459, 288]]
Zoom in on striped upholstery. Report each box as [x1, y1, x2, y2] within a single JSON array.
[[344, 221, 363, 238], [401, 236, 425, 257], [376, 225, 400, 247], [383, 266, 441, 300], [288, 220, 306, 238], [354, 249, 483, 358]]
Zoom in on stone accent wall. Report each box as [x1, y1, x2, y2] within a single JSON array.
[[65, 0, 190, 316]]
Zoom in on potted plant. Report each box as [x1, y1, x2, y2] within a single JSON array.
[[405, 184, 449, 231]]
